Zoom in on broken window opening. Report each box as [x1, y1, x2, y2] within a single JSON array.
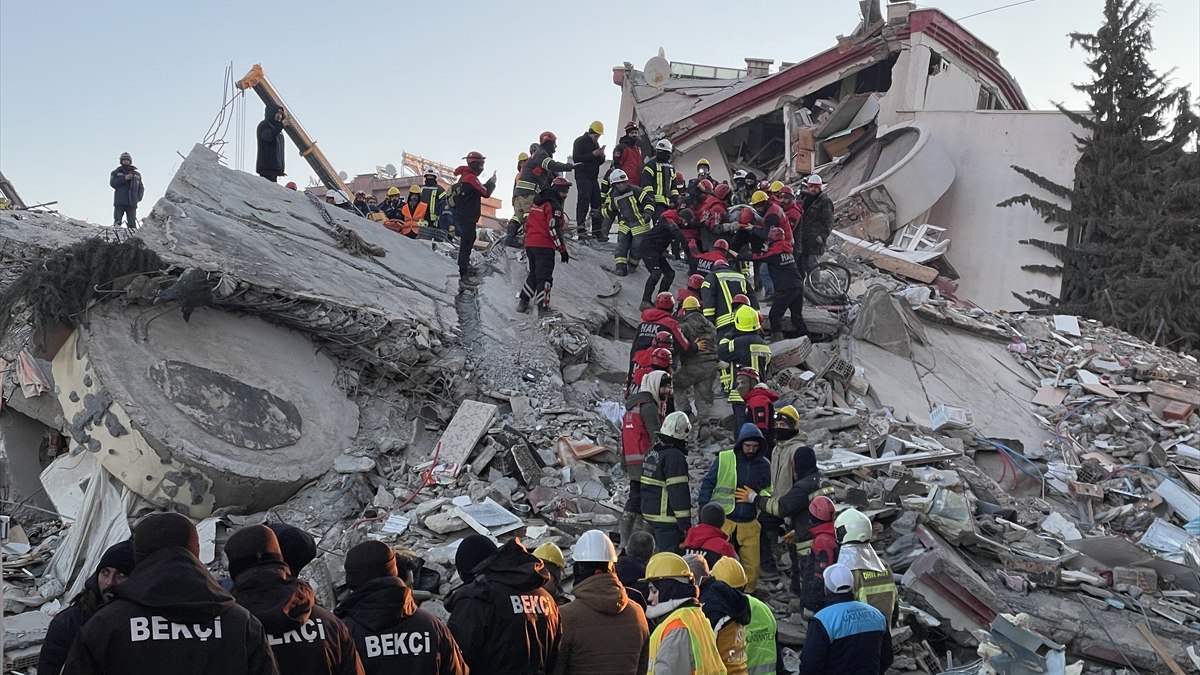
[[717, 109, 787, 178]]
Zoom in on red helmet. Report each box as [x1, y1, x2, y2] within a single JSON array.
[[687, 274, 704, 290], [539, 131, 557, 144], [712, 239, 730, 252], [651, 347, 673, 368], [698, 179, 715, 194], [769, 227, 786, 242], [655, 292, 675, 310], [757, 180, 770, 191], [652, 330, 673, 347], [809, 495, 835, 522], [463, 151, 486, 162], [624, 121, 638, 133], [713, 258, 730, 268], [714, 183, 732, 200], [732, 293, 750, 306], [674, 171, 685, 184], [779, 185, 795, 196], [551, 177, 572, 190], [736, 366, 760, 381]]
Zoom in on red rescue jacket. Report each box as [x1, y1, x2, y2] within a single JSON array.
[[745, 384, 779, 433], [523, 195, 567, 252], [682, 523, 738, 561]]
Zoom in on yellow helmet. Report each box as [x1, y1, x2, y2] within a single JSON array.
[[408, 184, 422, 195], [696, 158, 711, 169], [769, 180, 784, 193], [640, 552, 694, 582], [682, 296, 701, 311], [387, 186, 401, 197], [518, 152, 531, 162], [711, 557, 748, 590], [776, 405, 800, 427], [750, 190, 770, 205], [533, 542, 565, 570], [734, 305, 761, 332], [589, 120, 605, 135]]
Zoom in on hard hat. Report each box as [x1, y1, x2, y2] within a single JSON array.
[[734, 305, 761, 332], [609, 168, 629, 184], [539, 131, 557, 145], [769, 227, 786, 242], [551, 176, 572, 190], [423, 168, 438, 178], [776, 405, 800, 427], [354, 191, 367, 197], [624, 121, 638, 133], [652, 330, 673, 347], [696, 158, 711, 169], [651, 347, 672, 368], [713, 258, 730, 268], [328, 190, 348, 205], [518, 151, 530, 162], [698, 179, 715, 194], [653, 138, 674, 153], [779, 185, 795, 196], [641, 552, 693, 582], [732, 293, 750, 305], [769, 180, 784, 193], [673, 171, 685, 186], [757, 181, 770, 191], [806, 174, 824, 186], [387, 187, 401, 197], [687, 273, 705, 290], [408, 184, 422, 195], [285, 181, 298, 190], [735, 366, 760, 382], [710, 557, 748, 590], [750, 190, 770, 206], [732, 170, 748, 180], [835, 508, 872, 544], [712, 239, 730, 252], [572, 529, 617, 563], [658, 411, 692, 441], [824, 564, 854, 594], [589, 120, 605, 135], [533, 542, 565, 570], [714, 183, 732, 200], [681, 296, 701, 311], [655, 291, 675, 310], [464, 151, 486, 162], [809, 495, 836, 522]]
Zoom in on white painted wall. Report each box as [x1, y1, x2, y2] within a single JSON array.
[[899, 110, 1085, 311]]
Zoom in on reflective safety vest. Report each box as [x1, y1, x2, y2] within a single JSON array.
[[621, 408, 651, 468], [399, 201, 428, 236], [641, 447, 690, 525], [853, 567, 898, 625], [744, 596, 777, 675], [648, 605, 727, 675], [640, 160, 677, 213], [709, 450, 770, 515]]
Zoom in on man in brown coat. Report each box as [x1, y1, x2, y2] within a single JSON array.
[[552, 530, 649, 675]]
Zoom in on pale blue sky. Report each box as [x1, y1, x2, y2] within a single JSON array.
[[1, 0, 1196, 223]]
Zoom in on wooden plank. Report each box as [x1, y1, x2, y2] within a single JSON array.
[[437, 400, 498, 477], [819, 447, 962, 476], [1150, 381, 1200, 407], [836, 238, 939, 283], [1135, 623, 1187, 675]]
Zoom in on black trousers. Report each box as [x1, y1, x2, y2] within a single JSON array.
[[641, 253, 675, 303], [575, 178, 602, 235], [650, 522, 685, 554], [769, 286, 808, 334], [113, 205, 137, 228], [457, 220, 477, 275], [521, 246, 557, 307]]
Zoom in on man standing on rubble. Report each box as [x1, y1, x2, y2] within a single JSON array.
[[518, 177, 573, 313], [800, 565, 892, 675], [572, 121, 607, 240], [447, 535, 561, 674], [675, 296, 718, 423], [640, 139, 678, 221], [226, 525, 364, 675], [640, 411, 696, 553], [510, 131, 575, 247], [256, 103, 289, 182], [702, 259, 758, 341], [797, 175, 832, 273], [451, 151, 497, 281], [613, 121, 643, 186], [621, 370, 672, 544], [606, 168, 651, 276], [40, 541, 135, 675], [63, 512, 278, 674], [553, 530, 650, 675], [110, 152, 145, 228], [700, 423, 772, 593], [834, 509, 898, 624], [417, 168, 448, 235]]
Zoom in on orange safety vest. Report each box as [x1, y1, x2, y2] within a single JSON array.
[[398, 201, 428, 236]]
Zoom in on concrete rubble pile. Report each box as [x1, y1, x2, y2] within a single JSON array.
[[3, 144, 1199, 673]]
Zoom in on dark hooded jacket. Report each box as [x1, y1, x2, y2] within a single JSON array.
[[699, 424, 772, 522], [256, 103, 287, 177], [451, 164, 496, 227], [699, 578, 752, 674], [62, 547, 278, 675], [445, 539, 561, 674], [40, 575, 106, 675], [757, 446, 827, 530], [233, 563, 364, 675], [110, 165, 145, 206], [615, 552, 649, 606], [552, 572, 649, 675], [336, 576, 465, 675]]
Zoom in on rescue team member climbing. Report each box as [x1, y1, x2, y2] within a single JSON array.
[[607, 168, 651, 276], [518, 177, 572, 313]]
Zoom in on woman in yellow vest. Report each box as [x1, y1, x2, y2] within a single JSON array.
[[643, 552, 727, 674], [396, 184, 428, 239], [711, 558, 778, 675]]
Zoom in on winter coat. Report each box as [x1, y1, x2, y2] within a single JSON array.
[[760, 466, 827, 529], [233, 563, 363, 675], [615, 553, 649, 604], [420, 183, 448, 224], [638, 215, 687, 259], [699, 425, 771, 523], [256, 103, 287, 177], [800, 595, 892, 675], [640, 440, 692, 529], [40, 577, 106, 675], [750, 240, 803, 292], [379, 197, 405, 220], [571, 132, 604, 180], [445, 540, 561, 674], [744, 385, 779, 435], [525, 190, 568, 252], [675, 310, 718, 388], [699, 195, 729, 231], [639, 159, 677, 215], [701, 268, 757, 335], [110, 165, 145, 206], [798, 192, 833, 257], [800, 521, 839, 613], [699, 579, 751, 675], [63, 547, 278, 675], [552, 572, 649, 675], [623, 385, 664, 470], [613, 137, 642, 186], [516, 146, 574, 197], [451, 165, 496, 227], [681, 523, 737, 567], [335, 576, 465, 675]]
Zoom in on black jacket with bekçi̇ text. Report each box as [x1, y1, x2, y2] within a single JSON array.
[[335, 576, 467, 675], [62, 546, 278, 675]]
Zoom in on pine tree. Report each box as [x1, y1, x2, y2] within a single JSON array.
[[998, 0, 1200, 350]]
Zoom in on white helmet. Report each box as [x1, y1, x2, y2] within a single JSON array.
[[572, 529, 618, 563], [659, 411, 692, 441], [653, 138, 674, 153], [806, 174, 824, 186], [423, 168, 438, 178], [834, 508, 872, 544], [327, 189, 348, 205], [609, 169, 629, 184], [733, 169, 748, 180]]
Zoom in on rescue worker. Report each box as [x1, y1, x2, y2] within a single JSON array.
[[110, 152, 145, 228], [834, 509, 898, 624], [572, 121, 607, 239], [640, 411, 695, 553], [267, 522, 318, 580], [744, 381, 779, 451], [639, 139, 678, 220], [451, 151, 497, 280], [63, 512, 277, 674], [353, 191, 371, 215], [256, 103, 288, 182], [675, 296, 718, 422], [553, 530, 650, 675], [612, 121, 643, 186], [674, 207, 704, 273], [684, 158, 712, 209], [732, 171, 758, 206], [415, 168, 447, 234], [533, 542, 568, 605], [745, 189, 787, 299], [633, 298, 690, 357], [620, 370, 672, 544], [694, 238, 732, 277], [510, 131, 575, 247], [676, 274, 705, 311], [699, 423, 771, 592], [797, 175, 833, 273], [682, 502, 737, 568], [641, 553, 725, 674], [699, 183, 733, 250], [335, 540, 465, 675], [379, 186, 404, 220], [711, 558, 780, 675], [698, 558, 751, 675], [628, 329, 675, 396], [800, 496, 839, 613], [617, 532, 655, 607], [800, 565, 893, 675], [701, 260, 758, 341], [637, 208, 688, 309], [779, 186, 802, 233], [326, 190, 353, 212], [40, 541, 135, 675], [518, 177, 572, 313], [397, 184, 428, 238], [446, 535, 561, 674], [607, 168, 651, 276], [717, 308, 772, 426], [226, 525, 364, 675], [630, 347, 673, 393], [750, 227, 808, 341]]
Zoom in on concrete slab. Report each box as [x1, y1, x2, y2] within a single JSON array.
[[438, 400, 498, 475]]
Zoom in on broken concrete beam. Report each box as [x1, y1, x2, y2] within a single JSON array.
[[438, 400, 498, 476], [852, 286, 927, 359], [902, 527, 1004, 640], [832, 234, 939, 283]]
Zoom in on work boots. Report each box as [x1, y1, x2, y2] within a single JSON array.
[[517, 297, 530, 313], [504, 221, 522, 248], [772, 330, 785, 342], [615, 263, 628, 277]]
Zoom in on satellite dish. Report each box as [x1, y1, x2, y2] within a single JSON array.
[[338, 171, 349, 181], [644, 48, 670, 87], [384, 163, 397, 177]]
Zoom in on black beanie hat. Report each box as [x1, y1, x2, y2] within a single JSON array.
[[224, 525, 284, 580], [344, 541, 397, 589], [134, 512, 200, 563], [794, 446, 817, 476], [268, 523, 317, 575], [455, 534, 498, 581], [97, 540, 136, 576]]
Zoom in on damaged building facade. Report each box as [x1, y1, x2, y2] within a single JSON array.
[[611, 1, 1083, 311]]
